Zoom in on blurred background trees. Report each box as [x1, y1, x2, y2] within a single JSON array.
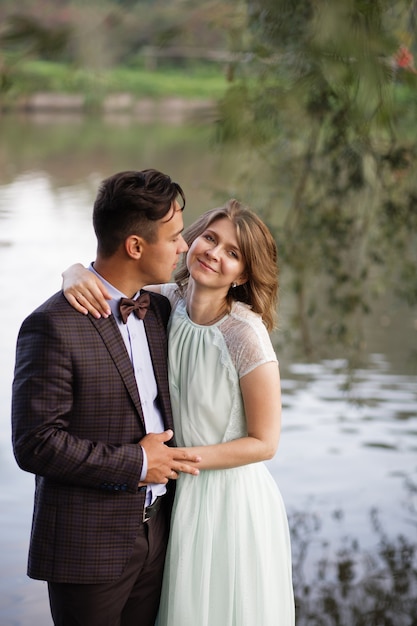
[[218, 0, 417, 360], [0, 0, 237, 71], [0, 0, 416, 361]]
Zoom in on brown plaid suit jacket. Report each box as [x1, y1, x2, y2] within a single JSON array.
[[11, 290, 173, 584]]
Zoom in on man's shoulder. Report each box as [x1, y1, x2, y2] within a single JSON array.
[[16, 292, 91, 348], [24, 291, 91, 329], [31, 291, 77, 316], [36, 289, 64, 305]]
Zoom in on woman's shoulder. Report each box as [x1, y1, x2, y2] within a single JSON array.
[[158, 283, 184, 308], [225, 302, 270, 344], [222, 301, 277, 377], [229, 301, 266, 330]]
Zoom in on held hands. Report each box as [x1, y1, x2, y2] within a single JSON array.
[[139, 430, 201, 485], [62, 263, 112, 319]]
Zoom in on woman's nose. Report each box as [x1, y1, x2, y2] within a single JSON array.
[[206, 245, 219, 259]]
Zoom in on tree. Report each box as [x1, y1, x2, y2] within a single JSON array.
[[219, 0, 417, 361]]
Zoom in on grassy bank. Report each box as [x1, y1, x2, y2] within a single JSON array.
[[1, 58, 229, 107]]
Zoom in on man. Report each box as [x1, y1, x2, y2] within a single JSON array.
[[11, 169, 200, 626]]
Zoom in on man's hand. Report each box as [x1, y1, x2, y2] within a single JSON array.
[[139, 430, 201, 484]]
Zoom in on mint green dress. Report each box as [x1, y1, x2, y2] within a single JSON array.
[[156, 285, 294, 626]]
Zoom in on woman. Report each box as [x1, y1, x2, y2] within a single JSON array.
[[63, 199, 295, 626]]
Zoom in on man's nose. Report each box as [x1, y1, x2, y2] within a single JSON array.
[[179, 236, 188, 252]]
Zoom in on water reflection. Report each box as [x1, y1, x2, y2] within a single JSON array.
[[0, 118, 416, 625], [269, 356, 417, 544], [269, 355, 417, 624], [292, 504, 417, 625]]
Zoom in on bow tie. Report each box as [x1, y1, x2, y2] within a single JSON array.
[[119, 292, 151, 324]]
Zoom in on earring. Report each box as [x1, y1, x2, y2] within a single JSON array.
[[231, 282, 237, 289]]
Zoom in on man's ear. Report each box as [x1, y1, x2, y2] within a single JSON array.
[[125, 235, 143, 259]]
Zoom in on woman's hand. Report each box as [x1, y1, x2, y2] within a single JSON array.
[[62, 263, 112, 318]]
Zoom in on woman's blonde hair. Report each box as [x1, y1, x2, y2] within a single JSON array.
[[174, 199, 279, 331]]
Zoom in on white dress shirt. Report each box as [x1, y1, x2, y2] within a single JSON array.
[[89, 265, 166, 505]]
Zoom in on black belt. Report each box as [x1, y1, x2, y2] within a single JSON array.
[[143, 495, 164, 523]]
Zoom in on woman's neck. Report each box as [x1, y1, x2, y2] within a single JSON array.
[[185, 282, 230, 326]]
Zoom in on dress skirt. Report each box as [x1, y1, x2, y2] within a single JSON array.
[[156, 462, 295, 626]]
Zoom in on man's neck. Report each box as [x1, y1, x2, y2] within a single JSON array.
[[93, 258, 145, 299]]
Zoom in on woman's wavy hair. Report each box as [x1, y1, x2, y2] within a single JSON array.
[[174, 199, 279, 331]]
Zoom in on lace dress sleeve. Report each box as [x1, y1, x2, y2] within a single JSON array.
[[221, 303, 278, 379]]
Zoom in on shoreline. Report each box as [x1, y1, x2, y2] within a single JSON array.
[[1, 92, 217, 122]]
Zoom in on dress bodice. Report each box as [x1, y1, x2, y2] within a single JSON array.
[[160, 284, 278, 447]]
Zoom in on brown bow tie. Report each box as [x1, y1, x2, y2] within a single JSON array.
[[119, 292, 151, 324]]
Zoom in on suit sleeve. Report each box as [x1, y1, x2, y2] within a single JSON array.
[[11, 310, 143, 494]]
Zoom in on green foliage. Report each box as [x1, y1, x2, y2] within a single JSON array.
[[105, 65, 227, 98], [0, 2, 234, 101], [0, 58, 228, 101], [218, 0, 417, 359], [0, 14, 70, 60], [0, 1, 237, 68]]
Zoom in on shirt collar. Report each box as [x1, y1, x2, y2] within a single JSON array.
[[88, 263, 141, 321]]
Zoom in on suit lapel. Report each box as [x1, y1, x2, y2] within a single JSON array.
[[144, 306, 173, 432], [88, 315, 146, 428]]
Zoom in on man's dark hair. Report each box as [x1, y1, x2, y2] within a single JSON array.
[[93, 169, 186, 257]]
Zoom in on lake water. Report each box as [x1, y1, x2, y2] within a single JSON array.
[[0, 113, 416, 625]]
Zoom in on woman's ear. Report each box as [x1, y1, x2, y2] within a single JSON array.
[[237, 271, 248, 286]]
